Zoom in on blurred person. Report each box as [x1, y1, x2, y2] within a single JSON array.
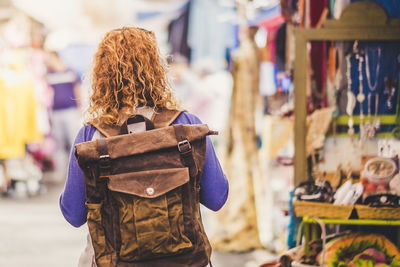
[[45, 50, 81, 180], [59, 27, 228, 266]]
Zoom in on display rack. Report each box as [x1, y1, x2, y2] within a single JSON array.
[[291, 3, 400, 263], [301, 216, 400, 256], [293, 1, 400, 185]]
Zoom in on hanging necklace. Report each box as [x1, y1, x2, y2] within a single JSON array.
[[365, 46, 382, 134], [330, 42, 341, 143], [365, 46, 381, 92], [365, 93, 380, 138], [392, 72, 400, 140], [356, 52, 366, 143], [384, 53, 399, 110], [346, 54, 356, 136], [357, 54, 365, 103], [373, 93, 380, 132], [365, 93, 374, 138]]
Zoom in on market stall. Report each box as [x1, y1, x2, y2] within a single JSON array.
[[280, 2, 400, 266]]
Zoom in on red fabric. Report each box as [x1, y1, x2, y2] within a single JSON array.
[[310, 0, 327, 109], [258, 14, 285, 65], [258, 14, 285, 32]]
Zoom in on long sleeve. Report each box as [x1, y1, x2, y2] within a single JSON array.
[[174, 112, 229, 211], [59, 125, 95, 227]]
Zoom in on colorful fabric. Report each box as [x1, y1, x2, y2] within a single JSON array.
[[0, 72, 42, 158], [46, 68, 79, 110]]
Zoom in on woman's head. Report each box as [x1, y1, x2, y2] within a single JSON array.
[[88, 27, 178, 125]]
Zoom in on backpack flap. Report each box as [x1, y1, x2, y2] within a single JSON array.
[[104, 168, 190, 198], [75, 124, 215, 162]]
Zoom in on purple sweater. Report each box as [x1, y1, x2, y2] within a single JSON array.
[[60, 112, 229, 227]]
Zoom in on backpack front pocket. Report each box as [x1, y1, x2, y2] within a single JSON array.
[[107, 168, 194, 261]]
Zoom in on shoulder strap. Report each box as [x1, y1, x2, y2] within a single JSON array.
[[88, 119, 120, 138], [152, 109, 183, 128]]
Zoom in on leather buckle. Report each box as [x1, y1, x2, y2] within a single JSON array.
[[178, 140, 191, 153]]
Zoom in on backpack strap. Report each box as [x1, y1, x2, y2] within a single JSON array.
[[152, 109, 183, 128], [173, 124, 198, 177], [88, 119, 120, 138]]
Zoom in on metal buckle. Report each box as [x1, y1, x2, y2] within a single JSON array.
[[178, 140, 191, 153], [99, 155, 111, 168]]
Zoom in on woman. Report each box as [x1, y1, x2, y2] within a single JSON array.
[[45, 50, 81, 181], [59, 27, 228, 266]]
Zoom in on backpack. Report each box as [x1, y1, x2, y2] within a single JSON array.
[[74, 109, 217, 267]]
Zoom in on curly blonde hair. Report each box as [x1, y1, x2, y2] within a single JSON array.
[[86, 27, 179, 125]]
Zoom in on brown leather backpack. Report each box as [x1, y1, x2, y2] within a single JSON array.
[[74, 109, 216, 267]]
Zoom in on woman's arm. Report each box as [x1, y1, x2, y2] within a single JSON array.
[[59, 125, 95, 227], [174, 112, 229, 211]]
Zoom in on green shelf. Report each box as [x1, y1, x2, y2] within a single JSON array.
[[336, 115, 397, 125], [328, 115, 397, 138], [303, 216, 400, 226], [301, 216, 400, 249]]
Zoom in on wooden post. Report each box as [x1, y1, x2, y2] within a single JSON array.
[[294, 33, 308, 185]]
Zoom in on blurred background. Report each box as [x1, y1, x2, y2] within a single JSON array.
[[5, 0, 399, 267]]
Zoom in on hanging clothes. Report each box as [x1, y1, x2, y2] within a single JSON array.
[[0, 70, 42, 158], [167, 2, 191, 61], [280, 0, 300, 23], [309, 0, 328, 109], [275, 23, 287, 72], [187, 0, 233, 71]]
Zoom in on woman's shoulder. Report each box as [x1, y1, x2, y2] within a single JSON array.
[[75, 124, 97, 143], [174, 111, 203, 125]]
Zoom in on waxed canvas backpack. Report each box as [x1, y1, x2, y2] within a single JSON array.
[[74, 109, 216, 267]]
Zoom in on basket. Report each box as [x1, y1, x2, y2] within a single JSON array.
[[293, 201, 354, 219], [355, 204, 400, 220]]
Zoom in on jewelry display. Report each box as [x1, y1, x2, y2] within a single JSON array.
[[365, 93, 380, 139], [365, 93, 374, 138], [356, 52, 366, 142], [356, 54, 365, 104], [346, 54, 356, 136], [373, 93, 380, 132], [392, 73, 400, 140], [364, 46, 381, 92], [364, 46, 382, 136], [384, 77, 396, 110], [384, 54, 399, 111]]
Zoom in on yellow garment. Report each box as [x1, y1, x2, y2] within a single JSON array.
[[0, 71, 42, 158], [261, 116, 293, 160]]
